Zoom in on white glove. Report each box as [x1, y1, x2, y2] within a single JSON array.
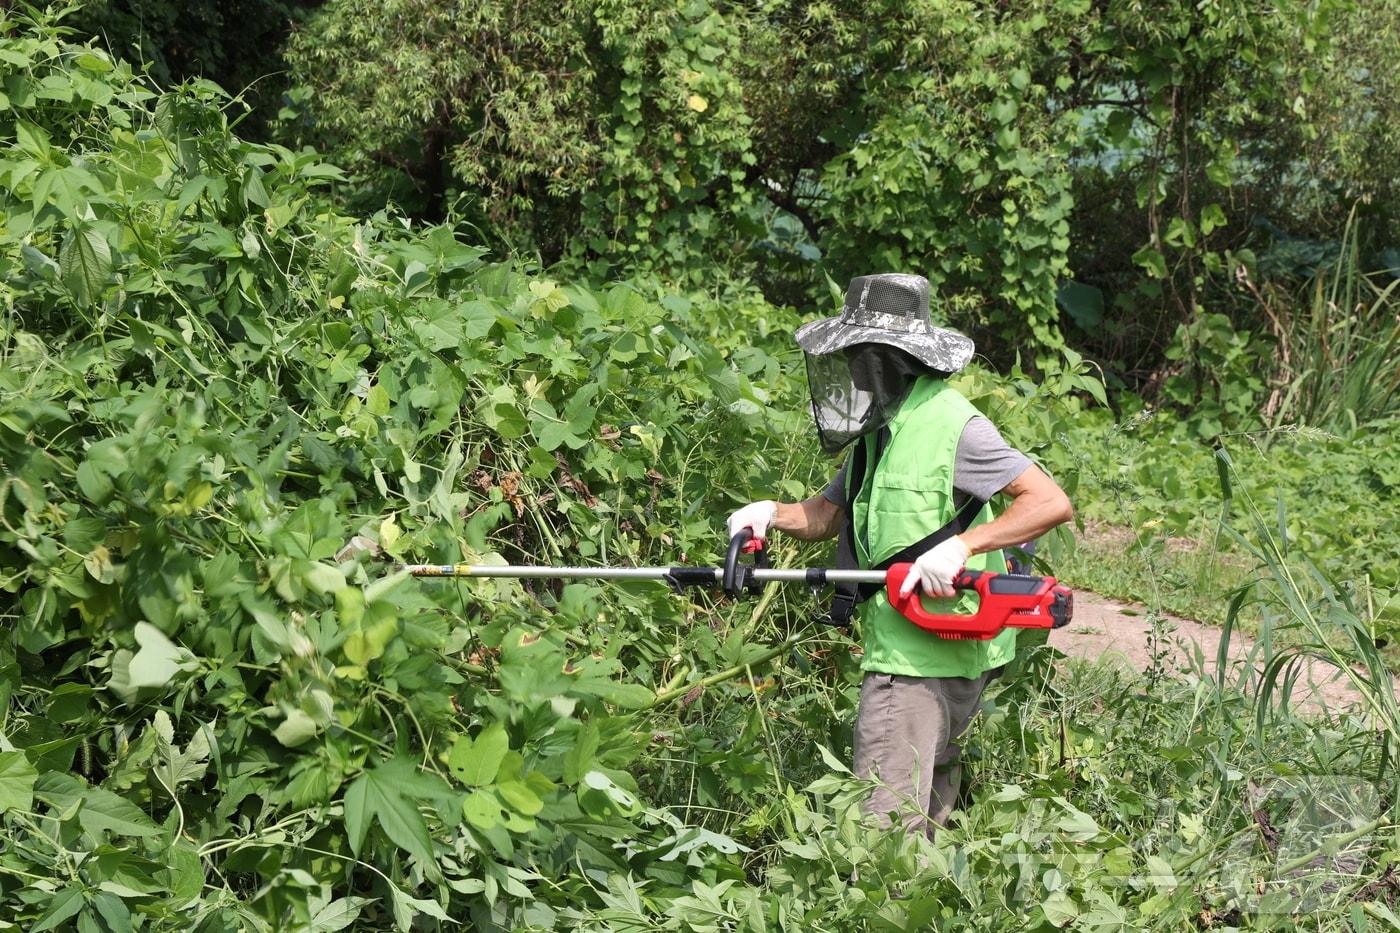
[[898, 536, 970, 598], [726, 500, 778, 544]]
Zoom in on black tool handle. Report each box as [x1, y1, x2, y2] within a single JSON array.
[[723, 530, 770, 596]]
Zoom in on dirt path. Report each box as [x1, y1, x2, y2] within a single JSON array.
[[1049, 591, 1382, 714]]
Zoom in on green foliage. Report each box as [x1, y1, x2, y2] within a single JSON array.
[[0, 13, 828, 927], [277, 0, 1400, 388], [1296, 1, 1400, 245], [811, 1, 1080, 354], [1159, 311, 1272, 437], [1056, 405, 1400, 630], [1255, 211, 1400, 432], [7, 10, 1400, 931], [64, 0, 315, 138]]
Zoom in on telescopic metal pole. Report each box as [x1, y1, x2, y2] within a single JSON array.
[[400, 564, 887, 585]]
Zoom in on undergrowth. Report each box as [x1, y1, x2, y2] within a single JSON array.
[[2, 11, 1398, 932]]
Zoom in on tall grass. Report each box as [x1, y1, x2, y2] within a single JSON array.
[[1204, 448, 1400, 919], [1257, 209, 1400, 432]]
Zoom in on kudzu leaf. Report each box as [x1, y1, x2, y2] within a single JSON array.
[[119, 623, 196, 696], [302, 561, 346, 595], [1041, 891, 1079, 927], [495, 780, 543, 816], [1200, 202, 1228, 236], [1056, 280, 1104, 330], [162, 842, 205, 907], [79, 786, 160, 837], [1131, 245, 1167, 280], [581, 769, 639, 814], [459, 299, 497, 339], [533, 418, 580, 452], [59, 223, 112, 308], [462, 788, 507, 829], [448, 722, 508, 786], [343, 618, 398, 666], [83, 545, 115, 584], [273, 709, 319, 748], [0, 751, 38, 814]]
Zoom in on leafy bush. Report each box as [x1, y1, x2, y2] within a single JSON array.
[[7, 12, 1400, 932], [0, 15, 833, 927]]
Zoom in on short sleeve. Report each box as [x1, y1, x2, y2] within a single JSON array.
[[953, 416, 1032, 501], [821, 463, 849, 507]]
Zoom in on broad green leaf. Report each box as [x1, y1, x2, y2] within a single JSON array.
[[1200, 202, 1228, 236], [162, 842, 205, 908], [84, 545, 115, 583], [1056, 281, 1104, 330], [448, 722, 508, 786], [15, 120, 50, 159], [124, 622, 195, 693], [581, 769, 640, 815], [815, 744, 852, 776], [495, 780, 543, 816], [991, 99, 1018, 124], [274, 709, 320, 748], [388, 883, 450, 931], [32, 887, 85, 932], [75, 52, 114, 73], [458, 299, 497, 339], [91, 891, 133, 933], [343, 618, 398, 666], [1131, 245, 1167, 279], [59, 224, 112, 308], [79, 787, 160, 837], [563, 719, 599, 785], [33, 166, 100, 216], [151, 713, 211, 790], [462, 788, 506, 830], [1041, 891, 1079, 927], [343, 760, 437, 872], [0, 751, 38, 814], [303, 561, 346, 595], [306, 896, 375, 932]]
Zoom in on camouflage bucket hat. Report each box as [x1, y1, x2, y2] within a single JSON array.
[[794, 273, 974, 373]]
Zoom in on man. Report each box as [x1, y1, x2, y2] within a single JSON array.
[[727, 273, 1072, 837]]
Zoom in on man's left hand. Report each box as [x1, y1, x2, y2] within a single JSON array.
[[899, 536, 970, 598]]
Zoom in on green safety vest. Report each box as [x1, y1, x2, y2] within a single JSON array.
[[845, 376, 1017, 679]]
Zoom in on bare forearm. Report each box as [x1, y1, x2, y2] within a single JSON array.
[[772, 496, 844, 541], [959, 487, 1072, 557]]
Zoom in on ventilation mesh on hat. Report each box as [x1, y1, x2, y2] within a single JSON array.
[[860, 278, 923, 317]]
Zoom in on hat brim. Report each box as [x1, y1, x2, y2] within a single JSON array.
[[794, 316, 975, 373]]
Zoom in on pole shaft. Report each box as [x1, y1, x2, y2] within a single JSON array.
[[401, 564, 886, 585]]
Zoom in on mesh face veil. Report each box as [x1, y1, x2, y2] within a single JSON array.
[[805, 343, 932, 455]]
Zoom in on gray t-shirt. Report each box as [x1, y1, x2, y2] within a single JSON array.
[[821, 416, 1031, 508]]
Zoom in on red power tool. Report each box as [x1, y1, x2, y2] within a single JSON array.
[[886, 566, 1073, 640], [404, 531, 1073, 641]]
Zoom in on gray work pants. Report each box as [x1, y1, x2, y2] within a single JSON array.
[[852, 668, 997, 838]]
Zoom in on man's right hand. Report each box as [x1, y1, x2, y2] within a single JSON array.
[[726, 500, 778, 544]]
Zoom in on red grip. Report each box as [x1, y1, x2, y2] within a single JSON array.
[[885, 565, 1070, 640]]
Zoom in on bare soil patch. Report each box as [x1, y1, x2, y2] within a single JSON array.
[[1050, 591, 1385, 713]]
